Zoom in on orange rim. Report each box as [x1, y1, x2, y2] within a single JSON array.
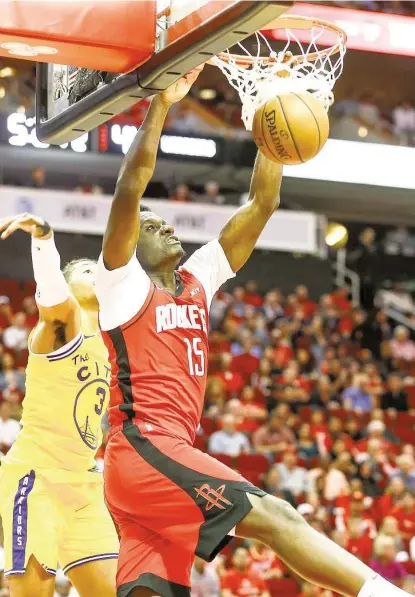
[[210, 14, 346, 67]]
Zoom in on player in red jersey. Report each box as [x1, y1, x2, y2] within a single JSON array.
[[95, 69, 411, 597]]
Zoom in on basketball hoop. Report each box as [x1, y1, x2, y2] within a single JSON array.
[[210, 15, 347, 131]]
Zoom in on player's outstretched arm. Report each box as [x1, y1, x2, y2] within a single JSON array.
[[103, 67, 203, 271], [218, 152, 282, 272], [0, 213, 80, 353]]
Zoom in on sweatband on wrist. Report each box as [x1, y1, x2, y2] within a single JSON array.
[[35, 220, 52, 238], [31, 234, 70, 307]]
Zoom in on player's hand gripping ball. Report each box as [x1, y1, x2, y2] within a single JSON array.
[[252, 92, 329, 165]]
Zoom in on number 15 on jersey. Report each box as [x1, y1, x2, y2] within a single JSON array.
[[184, 338, 205, 377]]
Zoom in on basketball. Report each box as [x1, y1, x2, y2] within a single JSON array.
[[252, 93, 329, 165]]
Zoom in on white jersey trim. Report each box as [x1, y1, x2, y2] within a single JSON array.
[[95, 240, 235, 331]]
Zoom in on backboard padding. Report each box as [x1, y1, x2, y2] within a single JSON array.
[[36, 1, 293, 144]]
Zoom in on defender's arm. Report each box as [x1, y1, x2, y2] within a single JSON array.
[[0, 213, 80, 353], [219, 152, 283, 272]]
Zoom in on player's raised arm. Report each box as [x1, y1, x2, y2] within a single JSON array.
[[0, 213, 79, 353], [102, 67, 203, 271], [219, 152, 283, 272]]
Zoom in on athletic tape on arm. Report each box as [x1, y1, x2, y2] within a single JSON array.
[[31, 234, 69, 307]]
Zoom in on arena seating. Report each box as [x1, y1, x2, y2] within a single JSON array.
[[1, 275, 415, 596]]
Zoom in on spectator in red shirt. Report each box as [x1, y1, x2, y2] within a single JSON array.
[[213, 353, 245, 397], [310, 409, 328, 435], [21, 296, 38, 330], [252, 410, 296, 459], [248, 541, 284, 580], [240, 386, 267, 422], [355, 421, 392, 455], [326, 416, 355, 453], [295, 285, 317, 319], [390, 491, 415, 542], [169, 182, 193, 202], [378, 477, 406, 519], [284, 294, 298, 318], [221, 548, 269, 597], [232, 336, 260, 383], [330, 287, 352, 314], [0, 296, 13, 333], [244, 280, 263, 308], [335, 491, 377, 539], [346, 518, 374, 564], [269, 329, 294, 369], [274, 362, 311, 408]]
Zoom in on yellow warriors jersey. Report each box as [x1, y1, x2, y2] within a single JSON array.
[[3, 332, 110, 478]]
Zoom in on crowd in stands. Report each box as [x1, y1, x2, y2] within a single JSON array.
[[330, 96, 415, 147], [330, 1, 415, 14], [0, 272, 415, 596]]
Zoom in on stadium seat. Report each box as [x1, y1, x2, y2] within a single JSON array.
[[0, 278, 22, 307], [393, 427, 415, 444], [210, 453, 234, 468], [395, 412, 415, 426], [199, 417, 216, 436], [404, 561, 415, 575], [22, 280, 36, 298], [267, 578, 298, 597], [405, 385, 415, 409], [237, 453, 270, 486], [193, 435, 207, 451], [236, 453, 270, 474], [299, 406, 312, 421]]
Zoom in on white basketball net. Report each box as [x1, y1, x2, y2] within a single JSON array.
[[211, 21, 346, 131]]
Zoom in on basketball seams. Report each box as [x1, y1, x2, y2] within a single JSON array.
[[259, 103, 277, 163], [292, 92, 321, 153], [277, 96, 303, 164]]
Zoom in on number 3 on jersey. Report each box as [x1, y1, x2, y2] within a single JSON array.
[[184, 337, 205, 376]]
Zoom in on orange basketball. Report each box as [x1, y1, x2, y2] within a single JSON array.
[[252, 93, 329, 165]]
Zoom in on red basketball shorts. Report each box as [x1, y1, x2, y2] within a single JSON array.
[[104, 420, 265, 597]]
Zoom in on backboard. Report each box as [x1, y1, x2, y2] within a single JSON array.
[[35, 1, 292, 144]]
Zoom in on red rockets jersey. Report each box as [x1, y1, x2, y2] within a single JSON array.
[[101, 269, 210, 445]]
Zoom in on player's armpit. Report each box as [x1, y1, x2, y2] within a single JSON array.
[[31, 296, 81, 353], [219, 152, 282, 272]]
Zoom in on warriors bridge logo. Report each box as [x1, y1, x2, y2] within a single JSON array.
[[194, 483, 232, 511]]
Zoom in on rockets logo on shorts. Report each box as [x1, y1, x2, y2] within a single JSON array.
[[194, 483, 232, 511]]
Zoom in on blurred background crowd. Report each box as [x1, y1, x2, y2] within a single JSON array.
[[0, 276, 415, 596]]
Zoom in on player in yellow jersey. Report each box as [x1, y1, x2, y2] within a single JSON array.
[[0, 213, 118, 597]]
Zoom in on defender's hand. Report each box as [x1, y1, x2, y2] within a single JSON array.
[[0, 213, 52, 240], [160, 65, 204, 105]]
